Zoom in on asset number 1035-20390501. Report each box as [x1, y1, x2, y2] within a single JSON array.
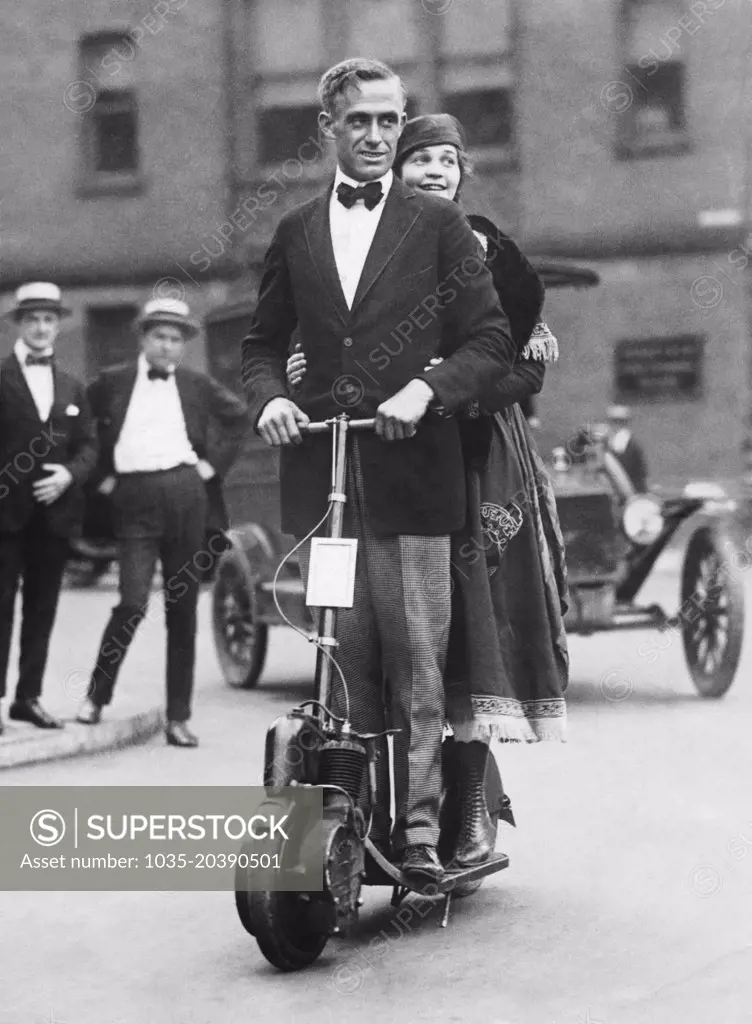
[[143, 853, 281, 869]]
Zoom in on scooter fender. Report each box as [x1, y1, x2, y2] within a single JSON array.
[[263, 713, 325, 787]]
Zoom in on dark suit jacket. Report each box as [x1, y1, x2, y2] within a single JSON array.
[[610, 436, 648, 493], [0, 354, 97, 538], [87, 364, 249, 532], [241, 177, 516, 537]]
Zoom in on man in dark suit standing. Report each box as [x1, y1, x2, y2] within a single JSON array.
[[606, 404, 649, 492], [241, 58, 515, 883], [77, 298, 248, 747], [0, 282, 98, 733]]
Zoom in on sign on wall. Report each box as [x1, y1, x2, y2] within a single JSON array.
[[614, 334, 704, 401]]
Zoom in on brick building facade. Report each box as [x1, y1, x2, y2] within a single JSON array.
[[0, 0, 234, 378], [1, 0, 750, 491]]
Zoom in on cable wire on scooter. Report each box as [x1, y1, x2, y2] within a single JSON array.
[[269, 419, 352, 722]]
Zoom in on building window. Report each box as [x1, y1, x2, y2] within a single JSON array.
[[616, 0, 690, 159], [91, 91, 139, 173], [76, 33, 143, 196], [258, 105, 321, 167], [85, 305, 140, 376], [443, 88, 513, 149], [243, 0, 326, 174], [614, 335, 704, 401], [438, 0, 515, 163]]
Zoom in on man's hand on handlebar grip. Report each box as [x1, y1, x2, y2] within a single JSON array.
[[257, 397, 310, 446], [375, 379, 435, 442]]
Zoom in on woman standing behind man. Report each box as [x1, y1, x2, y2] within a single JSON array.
[[288, 113, 569, 870]]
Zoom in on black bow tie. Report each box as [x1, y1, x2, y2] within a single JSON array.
[[147, 367, 171, 381], [26, 354, 53, 367], [336, 181, 383, 211]]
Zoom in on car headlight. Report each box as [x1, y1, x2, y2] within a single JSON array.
[[622, 495, 664, 545]]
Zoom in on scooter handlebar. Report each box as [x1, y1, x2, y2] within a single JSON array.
[[301, 417, 377, 435]]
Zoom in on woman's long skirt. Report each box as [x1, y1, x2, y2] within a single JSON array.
[[445, 406, 569, 742]]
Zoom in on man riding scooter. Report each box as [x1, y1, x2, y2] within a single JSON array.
[[241, 57, 515, 886]]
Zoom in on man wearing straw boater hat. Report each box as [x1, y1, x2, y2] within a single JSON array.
[[0, 282, 97, 733], [78, 296, 248, 747], [606, 404, 649, 492]]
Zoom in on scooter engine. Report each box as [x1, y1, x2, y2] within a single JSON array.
[[318, 738, 367, 804], [317, 737, 368, 934]]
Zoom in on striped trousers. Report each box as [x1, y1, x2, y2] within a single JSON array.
[[297, 439, 451, 850]]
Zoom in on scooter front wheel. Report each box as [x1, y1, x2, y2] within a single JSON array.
[[245, 890, 329, 971]]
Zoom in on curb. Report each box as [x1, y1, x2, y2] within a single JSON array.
[[0, 707, 164, 771]]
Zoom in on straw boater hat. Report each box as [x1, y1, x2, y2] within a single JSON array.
[[134, 298, 200, 339], [8, 282, 71, 320]]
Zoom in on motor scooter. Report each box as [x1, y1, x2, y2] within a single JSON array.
[[234, 413, 510, 972]]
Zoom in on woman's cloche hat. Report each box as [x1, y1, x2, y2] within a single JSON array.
[[8, 282, 72, 320], [395, 113, 467, 168], [134, 298, 201, 339]]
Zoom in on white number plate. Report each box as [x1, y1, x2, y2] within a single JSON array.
[[305, 538, 358, 608]]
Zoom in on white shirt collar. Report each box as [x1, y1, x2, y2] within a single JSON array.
[[332, 166, 393, 207], [15, 339, 53, 364], [610, 428, 631, 453]]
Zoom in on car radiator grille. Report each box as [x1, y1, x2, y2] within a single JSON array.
[[555, 492, 622, 582]]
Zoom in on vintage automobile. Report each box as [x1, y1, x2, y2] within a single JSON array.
[[550, 430, 744, 697], [209, 259, 741, 704]]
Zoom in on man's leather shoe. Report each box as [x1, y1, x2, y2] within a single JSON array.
[[401, 844, 444, 887], [9, 700, 63, 729], [76, 699, 102, 725], [165, 722, 199, 747]]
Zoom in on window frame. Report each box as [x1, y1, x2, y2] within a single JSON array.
[[440, 84, 516, 167], [75, 33, 145, 198], [256, 102, 324, 170], [437, 7, 518, 170], [614, 0, 692, 161]]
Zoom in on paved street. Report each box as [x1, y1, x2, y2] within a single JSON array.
[[2, 554, 752, 1024]]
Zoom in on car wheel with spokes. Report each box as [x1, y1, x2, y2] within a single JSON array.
[[211, 549, 268, 689], [680, 527, 744, 698]]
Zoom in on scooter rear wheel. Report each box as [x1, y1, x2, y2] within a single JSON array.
[[244, 891, 329, 971]]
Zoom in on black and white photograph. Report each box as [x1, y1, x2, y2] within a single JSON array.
[[1, 1, 751, 1021]]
